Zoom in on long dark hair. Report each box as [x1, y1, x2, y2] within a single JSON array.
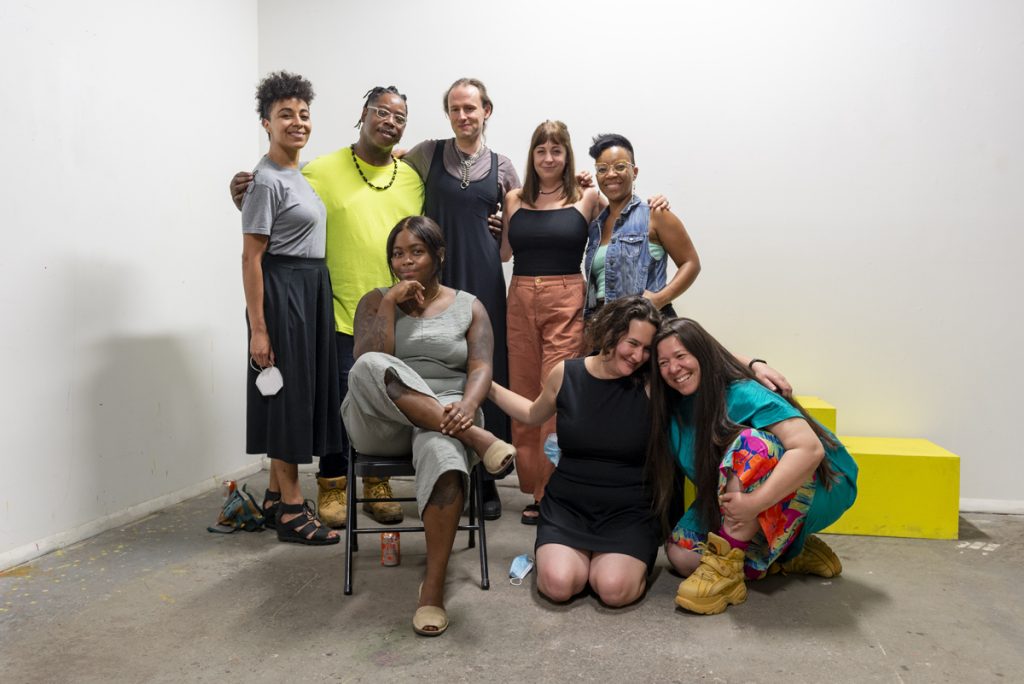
[[647, 317, 838, 534]]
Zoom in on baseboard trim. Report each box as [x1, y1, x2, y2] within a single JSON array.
[[0, 460, 264, 572], [959, 498, 1024, 515]]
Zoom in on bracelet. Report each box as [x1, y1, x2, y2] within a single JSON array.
[[748, 358, 767, 370]]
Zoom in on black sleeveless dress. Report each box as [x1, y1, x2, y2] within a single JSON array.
[[536, 358, 659, 570], [423, 141, 509, 441]]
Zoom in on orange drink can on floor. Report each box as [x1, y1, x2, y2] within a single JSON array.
[[381, 532, 401, 566]]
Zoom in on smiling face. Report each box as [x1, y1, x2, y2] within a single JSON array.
[[604, 319, 657, 378], [447, 84, 489, 144], [595, 145, 637, 203], [532, 139, 567, 184], [360, 92, 407, 151], [262, 98, 311, 153], [656, 335, 701, 396]]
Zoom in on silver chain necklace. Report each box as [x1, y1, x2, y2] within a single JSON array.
[[453, 140, 485, 189]]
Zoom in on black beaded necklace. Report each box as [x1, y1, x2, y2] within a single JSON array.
[[350, 144, 398, 191]]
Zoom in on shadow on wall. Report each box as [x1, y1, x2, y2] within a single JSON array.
[[71, 259, 225, 521]]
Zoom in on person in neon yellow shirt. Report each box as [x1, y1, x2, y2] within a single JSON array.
[[233, 86, 423, 527]]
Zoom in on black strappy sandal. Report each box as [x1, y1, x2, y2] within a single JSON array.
[[262, 489, 281, 530], [276, 500, 340, 545]]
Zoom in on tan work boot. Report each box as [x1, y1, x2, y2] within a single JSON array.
[[777, 535, 843, 577], [675, 532, 747, 615], [362, 476, 404, 524], [316, 475, 348, 528]]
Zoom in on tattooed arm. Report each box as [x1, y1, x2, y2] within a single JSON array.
[[352, 288, 397, 358], [439, 299, 494, 435]]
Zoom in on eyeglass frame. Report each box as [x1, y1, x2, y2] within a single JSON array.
[[365, 104, 408, 126], [594, 160, 635, 176]]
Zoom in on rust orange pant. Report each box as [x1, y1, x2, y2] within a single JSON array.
[[506, 274, 586, 501]]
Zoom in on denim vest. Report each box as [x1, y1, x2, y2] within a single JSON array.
[[584, 196, 668, 317]]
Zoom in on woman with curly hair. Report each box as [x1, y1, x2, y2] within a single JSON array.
[[242, 71, 341, 545], [648, 318, 858, 614], [489, 297, 663, 607]]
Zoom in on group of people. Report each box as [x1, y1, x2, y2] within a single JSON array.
[[236, 72, 859, 636]]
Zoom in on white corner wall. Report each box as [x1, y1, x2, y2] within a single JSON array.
[[3, 0, 1021, 567], [259, 0, 1024, 506], [0, 1, 260, 567]]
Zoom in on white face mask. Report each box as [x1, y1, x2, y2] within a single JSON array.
[[251, 359, 284, 396]]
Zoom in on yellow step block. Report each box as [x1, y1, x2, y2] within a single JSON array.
[[794, 395, 837, 433], [823, 436, 960, 540]]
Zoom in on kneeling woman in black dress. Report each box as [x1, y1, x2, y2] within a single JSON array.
[[489, 297, 661, 606]]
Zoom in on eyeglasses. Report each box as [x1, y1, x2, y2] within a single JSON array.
[[595, 161, 634, 176], [366, 105, 407, 126]]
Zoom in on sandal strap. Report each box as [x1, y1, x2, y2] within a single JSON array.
[[278, 501, 333, 541]]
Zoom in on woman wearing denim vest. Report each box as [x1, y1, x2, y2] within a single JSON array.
[[584, 134, 701, 319]]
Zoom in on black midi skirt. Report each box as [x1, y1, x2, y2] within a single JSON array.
[[246, 254, 342, 463]]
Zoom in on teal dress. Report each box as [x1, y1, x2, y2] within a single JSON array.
[[669, 380, 858, 564]]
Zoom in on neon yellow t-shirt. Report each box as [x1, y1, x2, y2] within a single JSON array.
[[303, 148, 424, 334]]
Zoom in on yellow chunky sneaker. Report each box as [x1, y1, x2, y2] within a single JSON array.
[[777, 535, 843, 577], [363, 477, 404, 524], [675, 532, 747, 615], [316, 475, 348, 529]]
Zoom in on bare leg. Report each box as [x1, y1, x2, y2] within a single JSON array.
[[589, 552, 648, 607], [385, 370, 500, 456], [418, 471, 464, 629], [720, 473, 760, 542], [666, 543, 702, 577], [272, 458, 338, 540], [536, 543, 590, 603]]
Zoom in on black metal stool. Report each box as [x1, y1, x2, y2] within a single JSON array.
[[344, 447, 490, 594]]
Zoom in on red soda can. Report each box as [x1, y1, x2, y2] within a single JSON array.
[[381, 532, 401, 566], [221, 479, 237, 498]]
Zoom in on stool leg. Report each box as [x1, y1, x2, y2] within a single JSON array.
[[468, 467, 477, 549], [344, 449, 356, 595], [475, 467, 490, 590]]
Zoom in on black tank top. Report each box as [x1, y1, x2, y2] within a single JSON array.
[[508, 206, 589, 276]]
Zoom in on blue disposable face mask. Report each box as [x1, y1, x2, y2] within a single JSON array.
[[509, 554, 534, 585]]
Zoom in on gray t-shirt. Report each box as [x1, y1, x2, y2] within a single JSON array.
[[241, 155, 327, 258], [403, 139, 520, 197]]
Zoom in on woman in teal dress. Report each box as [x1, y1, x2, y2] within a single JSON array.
[[648, 317, 858, 615]]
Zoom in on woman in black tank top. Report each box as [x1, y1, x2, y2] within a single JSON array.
[[488, 297, 663, 607], [498, 121, 608, 523]]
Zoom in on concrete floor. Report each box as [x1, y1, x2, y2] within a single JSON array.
[[2, 472, 1021, 683]]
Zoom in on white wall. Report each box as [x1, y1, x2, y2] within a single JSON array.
[[2, 0, 1020, 567], [259, 0, 1024, 505], [0, 1, 260, 566]]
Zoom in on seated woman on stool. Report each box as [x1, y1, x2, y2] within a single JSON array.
[[648, 318, 859, 615], [342, 215, 514, 636], [489, 297, 664, 607]]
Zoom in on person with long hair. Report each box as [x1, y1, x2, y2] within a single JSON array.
[[584, 133, 701, 319], [498, 121, 611, 526], [343, 216, 515, 636], [489, 297, 662, 607], [648, 318, 859, 615], [241, 71, 341, 544]]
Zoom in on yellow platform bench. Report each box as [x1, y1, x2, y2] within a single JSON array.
[[822, 436, 960, 540], [794, 395, 836, 433]]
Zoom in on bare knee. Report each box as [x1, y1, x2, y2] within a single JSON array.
[[426, 470, 463, 509], [537, 565, 586, 603], [592, 570, 645, 607]]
